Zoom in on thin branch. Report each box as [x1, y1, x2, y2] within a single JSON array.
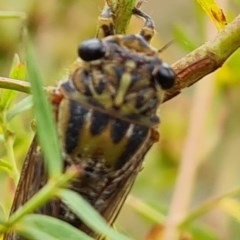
[[180, 186, 240, 229], [162, 75, 215, 240], [106, 0, 137, 34], [164, 13, 240, 102], [0, 77, 30, 94], [1, 15, 240, 102]]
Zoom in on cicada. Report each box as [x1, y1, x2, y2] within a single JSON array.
[[4, 3, 175, 240]]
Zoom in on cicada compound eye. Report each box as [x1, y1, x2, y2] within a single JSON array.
[[78, 38, 106, 61], [153, 63, 175, 90]]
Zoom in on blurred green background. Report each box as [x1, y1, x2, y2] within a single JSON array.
[[1, 0, 240, 239]]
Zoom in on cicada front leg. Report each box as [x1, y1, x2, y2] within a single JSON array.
[[96, 6, 114, 38], [132, 7, 155, 43], [97, 1, 156, 42]]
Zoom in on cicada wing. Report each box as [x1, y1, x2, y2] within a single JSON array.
[[94, 156, 144, 240], [95, 134, 156, 240], [102, 169, 138, 225], [3, 136, 47, 240]]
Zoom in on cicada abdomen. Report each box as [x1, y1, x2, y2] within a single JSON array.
[[4, 4, 175, 240]]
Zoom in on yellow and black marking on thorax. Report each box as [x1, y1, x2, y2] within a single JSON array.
[[58, 33, 169, 165]]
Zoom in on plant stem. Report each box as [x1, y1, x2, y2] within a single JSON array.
[[162, 4, 227, 238], [164, 14, 240, 102], [126, 195, 165, 224], [0, 77, 31, 94], [162, 74, 215, 240], [180, 186, 240, 229], [1, 14, 240, 105], [3, 132, 19, 185], [107, 0, 137, 34]]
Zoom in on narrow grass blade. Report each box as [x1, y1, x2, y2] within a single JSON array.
[[6, 96, 33, 121], [18, 214, 93, 240], [26, 41, 62, 177], [59, 189, 132, 240]]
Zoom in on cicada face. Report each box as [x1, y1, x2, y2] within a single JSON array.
[[64, 34, 175, 127], [4, 4, 175, 240]]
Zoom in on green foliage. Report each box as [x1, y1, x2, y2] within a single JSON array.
[[0, 54, 28, 184], [0, 1, 240, 240], [18, 214, 93, 240], [59, 189, 132, 240]]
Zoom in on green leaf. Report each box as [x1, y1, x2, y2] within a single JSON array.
[[18, 214, 93, 240], [0, 159, 13, 173], [196, 0, 227, 30], [26, 41, 62, 177], [6, 96, 33, 121], [9, 54, 26, 80], [59, 189, 132, 240], [190, 224, 218, 240], [17, 225, 57, 240], [1, 169, 78, 236], [1, 55, 26, 111]]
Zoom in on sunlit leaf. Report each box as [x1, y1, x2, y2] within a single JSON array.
[[215, 51, 240, 90], [9, 54, 26, 80], [196, 0, 227, 30], [1, 55, 26, 111]]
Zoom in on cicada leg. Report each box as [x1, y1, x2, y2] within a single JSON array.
[[132, 7, 155, 43], [97, 1, 155, 42], [96, 6, 114, 38]]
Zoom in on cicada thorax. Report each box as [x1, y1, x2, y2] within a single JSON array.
[[47, 34, 175, 235]]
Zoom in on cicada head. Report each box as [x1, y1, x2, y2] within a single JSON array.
[[61, 34, 175, 127]]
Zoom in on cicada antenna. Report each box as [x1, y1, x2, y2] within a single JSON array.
[[158, 40, 174, 54]]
